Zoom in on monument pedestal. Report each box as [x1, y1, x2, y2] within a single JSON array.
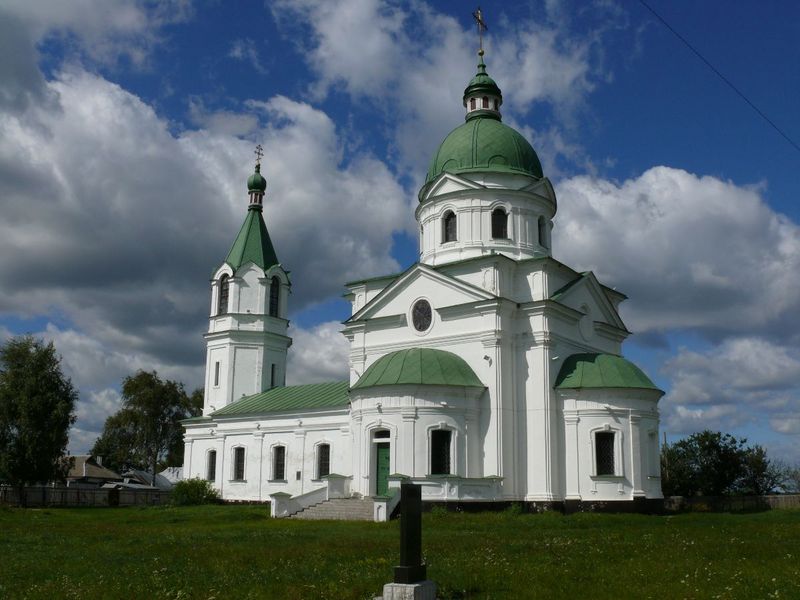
[[379, 580, 437, 600]]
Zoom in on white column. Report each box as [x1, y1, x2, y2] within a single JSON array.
[[630, 413, 644, 497], [564, 414, 581, 500]]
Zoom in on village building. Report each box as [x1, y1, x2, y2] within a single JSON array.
[[182, 47, 664, 517]]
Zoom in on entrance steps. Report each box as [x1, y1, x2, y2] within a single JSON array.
[[288, 497, 374, 521]]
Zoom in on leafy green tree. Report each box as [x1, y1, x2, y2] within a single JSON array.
[[661, 430, 747, 496], [737, 445, 786, 496], [661, 430, 787, 496], [0, 336, 77, 499], [92, 371, 201, 485], [170, 477, 220, 506]]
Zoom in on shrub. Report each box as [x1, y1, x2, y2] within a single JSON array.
[[170, 478, 220, 506]]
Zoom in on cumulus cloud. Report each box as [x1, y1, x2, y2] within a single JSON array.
[[287, 320, 350, 385], [658, 337, 800, 452], [555, 167, 800, 341], [270, 0, 615, 178]]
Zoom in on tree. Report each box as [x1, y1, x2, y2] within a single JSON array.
[[0, 336, 77, 499], [92, 371, 200, 484], [661, 430, 786, 497], [737, 445, 787, 496]]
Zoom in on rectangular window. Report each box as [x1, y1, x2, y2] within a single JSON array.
[[595, 432, 615, 476], [431, 430, 452, 475], [233, 447, 246, 481], [317, 444, 330, 478], [214, 361, 220, 387], [270, 364, 276, 388], [273, 446, 286, 481], [207, 450, 216, 481]]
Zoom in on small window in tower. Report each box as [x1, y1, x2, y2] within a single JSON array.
[[491, 208, 508, 239], [317, 444, 331, 479], [233, 447, 246, 481], [470, 98, 476, 110], [272, 446, 286, 481], [482, 96, 489, 108], [218, 275, 230, 315], [270, 364, 276, 388], [430, 429, 452, 475], [595, 432, 615, 476], [442, 211, 457, 243], [207, 450, 217, 481], [214, 361, 220, 387], [538, 216, 548, 249], [494, 98, 499, 110], [269, 276, 280, 317]]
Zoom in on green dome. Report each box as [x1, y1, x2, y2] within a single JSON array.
[[247, 164, 267, 193], [425, 117, 544, 184], [462, 54, 502, 105], [352, 348, 484, 390], [555, 353, 662, 392]]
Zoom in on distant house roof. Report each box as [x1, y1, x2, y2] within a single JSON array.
[[122, 469, 175, 490], [211, 381, 350, 417], [67, 456, 122, 482]]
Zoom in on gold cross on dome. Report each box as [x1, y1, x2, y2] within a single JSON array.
[[472, 7, 488, 53], [254, 144, 264, 165]]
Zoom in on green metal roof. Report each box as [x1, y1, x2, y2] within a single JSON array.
[[425, 117, 543, 185], [555, 353, 661, 391], [463, 54, 502, 107], [352, 348, 484, 390], [247, 164, 267, 193], [211, 381, 349, 417], [224, 208, 279, 272]]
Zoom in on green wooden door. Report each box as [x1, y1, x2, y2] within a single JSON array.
[[376, 443, 390, 496]]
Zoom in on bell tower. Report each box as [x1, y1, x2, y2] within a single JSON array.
[[202, 147, 292, 415]]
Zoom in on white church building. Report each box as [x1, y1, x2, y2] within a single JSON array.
[[182, 49, 664, 516]]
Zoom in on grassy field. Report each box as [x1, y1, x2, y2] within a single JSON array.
[[0, 505, 798, 599]]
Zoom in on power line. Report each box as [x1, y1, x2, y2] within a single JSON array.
[[638, 0, 800, 155]]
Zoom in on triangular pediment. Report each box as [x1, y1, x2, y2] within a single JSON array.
[[550, 272, 627, 331], [421, 172, 484, 202], [347, 263, 494, 323]]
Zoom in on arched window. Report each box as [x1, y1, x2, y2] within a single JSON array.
[[207, 450, 216, 481], [491, 208, 508, 239], [430, 430, 452, 475], [482, 96, 489, 108], [269, 276, 280, 317], [469, 98, 476, 110], [317, 443, 331, 479], [233, 447, 245, 481], [595, 432, 615, 476], [538, 216, 548, 248], [217, 274, 229, 315], [442, 211, 457, 243], [272, 446, 286, 481], [493, 98, 499, 110]]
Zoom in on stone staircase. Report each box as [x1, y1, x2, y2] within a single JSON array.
[[288, 497, 375, 521]]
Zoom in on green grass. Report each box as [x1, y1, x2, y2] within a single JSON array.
[[0, 506, 798, 599]]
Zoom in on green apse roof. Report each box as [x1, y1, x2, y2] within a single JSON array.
[[211, 381, 349, 417], [555, 353, 661, 391], [352, 348, 485, 390], [224, 208, 279, 272], [425, 117, 544, 184]]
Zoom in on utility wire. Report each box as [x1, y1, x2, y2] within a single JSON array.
[[638, 0, 800, 155]]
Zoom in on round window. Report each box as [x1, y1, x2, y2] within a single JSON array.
[[411, 299, 432, 332]]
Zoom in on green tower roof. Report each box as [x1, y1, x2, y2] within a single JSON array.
[[425, 117, 544, 184], [224, 208, 279, 272], [352, 348, 485, 390], [247, 163, 267, 193], [462, 53, 502, 107], [555, 353, 662, 391]]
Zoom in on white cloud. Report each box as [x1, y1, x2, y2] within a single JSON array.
[[286, 320, 350, 385], [270, 0, 613, 178], [228, 38, 266, 74], [555, 167, 800, 340], [659, 337, 800, 456]]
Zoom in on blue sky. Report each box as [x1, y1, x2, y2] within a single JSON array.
[[1, 0, 799, 463]]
